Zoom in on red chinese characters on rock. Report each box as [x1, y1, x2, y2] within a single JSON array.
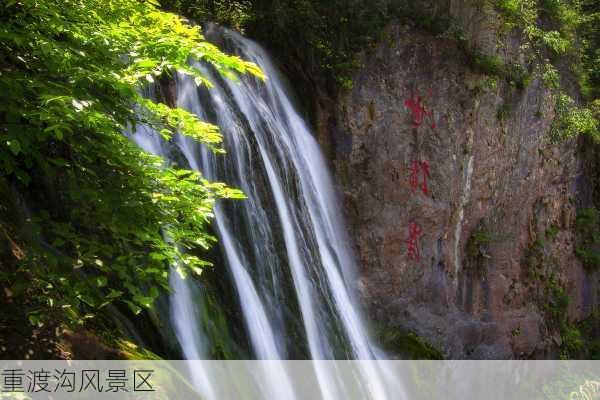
[[409, 160, 430, 195], [404, 91, 436, 128], [406, 222, 422, 262]]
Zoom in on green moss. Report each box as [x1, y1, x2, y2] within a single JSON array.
[[524, 239, 546, 274], [546, 225, 560, 239], [497, 102, 513, 121], [466, 224, 509, 274], [466, 52, 532, 91], [574, 207, 600, 271], [471, 51, 505, 76], [545, 278, 584, 358], [575, 247, 600, 270], [467, 230, 492, 259], [376, 326, 444, 359], [578, 311, 600, 359], [116, 339, 163, 360]]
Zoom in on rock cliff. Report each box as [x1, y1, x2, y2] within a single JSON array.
[[320, 22, 598, 358]]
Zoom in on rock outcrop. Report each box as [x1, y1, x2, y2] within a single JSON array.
[[322, 22, 598, 358]]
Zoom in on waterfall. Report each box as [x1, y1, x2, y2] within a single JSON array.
[[131, 24, 403, 400]]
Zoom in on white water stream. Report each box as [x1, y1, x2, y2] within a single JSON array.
[[131, 25, 405, 400]]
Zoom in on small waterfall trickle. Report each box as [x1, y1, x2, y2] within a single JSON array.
[[131, 24, 405, 400]]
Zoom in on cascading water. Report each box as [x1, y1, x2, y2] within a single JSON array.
[[131, 25, 404, 400]]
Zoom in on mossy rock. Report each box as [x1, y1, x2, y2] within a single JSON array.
[[574, 207, 600, 272], [376, 327, 444, 359]]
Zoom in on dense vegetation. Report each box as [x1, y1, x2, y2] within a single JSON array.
[[491, 0, 599, 141], [0, 0, 598, 358], [164, 0, 598, 141], [162, 0, 388, 90], [0, 0, 261, 338]]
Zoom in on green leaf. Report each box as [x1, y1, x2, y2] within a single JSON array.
[[124, 300, 142, 315], [0, 0, 260, 327], [133, 294, 153, 309], [7, 140, 20, 155], [27, 313, 43, 327], [106, 289, 123, 300], [14, 169, 30, 185]]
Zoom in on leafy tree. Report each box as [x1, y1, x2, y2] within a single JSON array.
[[163, 0, 387, 90], [0, 0, 262, 326], [491, 0, 599, 140]]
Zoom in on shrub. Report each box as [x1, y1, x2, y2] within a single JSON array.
[[574, 208, 600, 271], [0, 0, 261, 325]]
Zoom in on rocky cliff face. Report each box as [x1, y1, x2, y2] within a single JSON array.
[[321, 22, 598, 358]]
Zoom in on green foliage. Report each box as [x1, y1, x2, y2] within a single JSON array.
[[550, 94, 599, 142], [579, 0, 600, 100], [545, 278, 584, 359], [466, 224, 509, 273], [170, 0, 387, 90], [161, 0, 253, 30], [578, 311, 600, 359], [494, 0, 573, 55], [546, 224, 560, 239], [524, 239, 546, 274], [542, 63, 561, 89], [466, 48, 532, 90], [495, 0, 536, 22], [574, 207, 600, 271], [0, 0, 261, 326], [376, 326, 444, 359], [491, 0, 600, 142], [389, 0, 454, 35], [497, 102, 513, 121], [247, 0, 387, 89], [390, 2, 535, 93], [115, 339, 163, 360], [470, 52, 506, 77], [522, 216, 598, 358], [467, 230, 494, 259]]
